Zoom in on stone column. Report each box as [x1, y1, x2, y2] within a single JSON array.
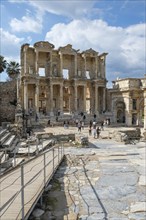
[[24, 49, 27, 75], [74, 54, 77, 77], [82, 54, 86, 78], [94, 85, 99, 114], [35, 83, 39, 113], [95, 57, 98, 79], [46, 86, 49, 113], [50, 84, 53, 115], [125, 95, 132, 126], [103, 87, 106, 112], [59, 52, 63, 77], [83, 85, 86, 112], [74, 85, 78, 112], [144, 90, 146, 129], [24, 81, 28, 112], [35, 51, 39, 75], [60, 84, 63, 113]]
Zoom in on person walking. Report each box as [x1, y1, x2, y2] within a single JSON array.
[[93, 127, 96, 138], [78, 121, 82, 132], [96, 127, 100, 138], [89, 125, 92, 136]]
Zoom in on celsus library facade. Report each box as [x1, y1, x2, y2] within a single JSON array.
[[18, 41, 146, 128]]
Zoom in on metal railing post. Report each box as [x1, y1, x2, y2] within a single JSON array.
[[53, 148, 54, 173], [58, 146, 60, 163], [21, 165, 25, 220], [44, 153, 46, 187]]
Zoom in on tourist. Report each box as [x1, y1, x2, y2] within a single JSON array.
[[96, 127, 100, 138], [89, 120, 93, 127], [81, 121, 84, 130], [75, 119, 78, 127], [78, 121, 82, 132], [89, 126, 92, 136], [101, 121, 104, 130], [93, 127, 96, 138], [35, 113, 38, 122]]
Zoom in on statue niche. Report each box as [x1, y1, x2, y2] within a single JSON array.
[[53, 64, 58, 77]]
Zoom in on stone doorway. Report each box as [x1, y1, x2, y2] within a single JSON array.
[[116, 101, 125, 123]]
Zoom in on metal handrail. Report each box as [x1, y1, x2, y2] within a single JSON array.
[[0, 145, 64, 220]]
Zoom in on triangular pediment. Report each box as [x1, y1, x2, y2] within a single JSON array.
[[59, 44, 77, 53], [34, 41, 54, 50], [82, 48, 98, 55]]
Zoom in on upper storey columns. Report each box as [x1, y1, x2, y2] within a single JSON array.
[[59, 52, 63, 77], [59, 51, 77, 78]]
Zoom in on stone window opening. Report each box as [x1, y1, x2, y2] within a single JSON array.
[[63, 69, 69, 79], [39, 67, 45, 76], [132, 99, 137, 110], [86, 71, 90, 79]]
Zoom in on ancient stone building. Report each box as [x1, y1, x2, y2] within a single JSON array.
[[19, 41, 108, 116], [107, 78, 146, 128]]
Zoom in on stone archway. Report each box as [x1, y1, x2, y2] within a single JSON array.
[[116, 101, 126, 123]]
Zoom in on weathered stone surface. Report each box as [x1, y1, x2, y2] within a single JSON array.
[[130, 202, 146, 213], [138, 175, 146, 186], [32, 208, 45, 218]]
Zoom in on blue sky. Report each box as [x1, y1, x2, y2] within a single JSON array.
[[0, 0, 145, 86]]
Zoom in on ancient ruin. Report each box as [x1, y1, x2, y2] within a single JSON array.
[[0, 41, 146, 129], [19, 41, 107, 116]]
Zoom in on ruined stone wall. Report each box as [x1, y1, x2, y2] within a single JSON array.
[[0, 80, 17, 125]]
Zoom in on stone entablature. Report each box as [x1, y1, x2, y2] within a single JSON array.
[[112, 78, 145, 90], [19, 41, 108, 116]]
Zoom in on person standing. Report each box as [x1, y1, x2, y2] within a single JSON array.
[[96, 127, 100, 138]]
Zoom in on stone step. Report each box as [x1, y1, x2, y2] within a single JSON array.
[[0, 153, 9, 164], [11, 137, 19, 150], [3, 135, 16, 148], [0, 129, 7, 139], [0, 132, 11, 146]]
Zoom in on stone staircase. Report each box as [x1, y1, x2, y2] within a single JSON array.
[[0, 128, 19, 151]]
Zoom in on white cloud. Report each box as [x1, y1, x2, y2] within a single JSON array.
[[29, 0, 95, 19], [10, 14, 42, 33], [45, 19, 145, 81], [0, 28, 24, 61]]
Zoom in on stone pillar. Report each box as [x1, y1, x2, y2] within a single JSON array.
[[83, 85, 86, 112], [50, 84, 53, 115], [24, 49, 27, 75], [125, 95, 132, 126], [144, 90, 146, 129], [35, 83, 39, 113], [74, 85, 78, 112], [46, 86, 49, 113], [82, 54, 86, 77], [94, 85, 99, 114], [59, 53, 63, 77], [24, 81, 28, 112], [60, 84, 63, 113], [95, 57, 98, 79], [74, 54, 77, 77], [103, 87, 106, 112], [35, 51, 39, 75]]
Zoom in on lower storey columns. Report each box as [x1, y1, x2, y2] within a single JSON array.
[[94, 86, 99, 114], [74, 85, 78, 112], [35, 84, 39, 113], [24, 81, 28, 112], [83, 86, 86, 112], [60, 85, 63, 113]]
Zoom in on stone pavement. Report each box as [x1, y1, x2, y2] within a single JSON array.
[[30, 126, 146, 220]]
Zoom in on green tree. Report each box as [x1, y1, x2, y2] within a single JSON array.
[[6, 61, 20, 80], [0, 55, 7, 73]]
